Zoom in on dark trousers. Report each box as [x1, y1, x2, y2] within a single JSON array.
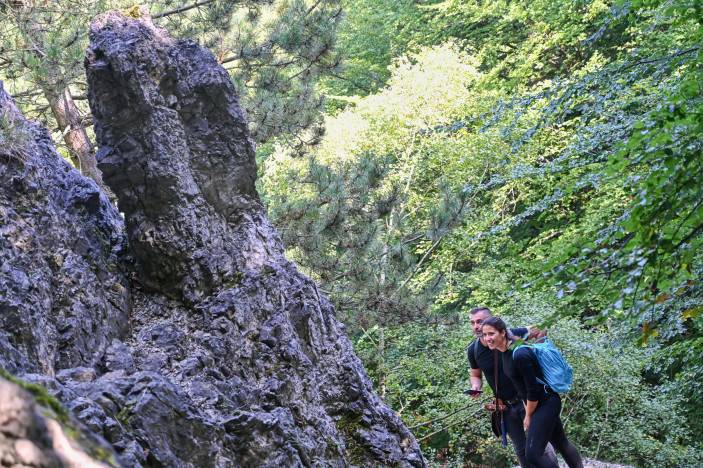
[[504, 403, 558, 468], [524, 394, 583, 468]]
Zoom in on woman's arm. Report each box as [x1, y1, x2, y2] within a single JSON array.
[[524, 399, 538, 430], [514, 347, 543, 429], [514, 348, 543, 401]]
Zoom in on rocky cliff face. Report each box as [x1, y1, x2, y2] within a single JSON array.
[[0, 12, 424, 467], [0, 82, 130, 378]]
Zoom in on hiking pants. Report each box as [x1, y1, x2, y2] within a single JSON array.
[[524, 394, 583, 468], [504, 403, 558, 468]]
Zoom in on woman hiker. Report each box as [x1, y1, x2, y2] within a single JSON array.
[[481, 316, 584, 468]]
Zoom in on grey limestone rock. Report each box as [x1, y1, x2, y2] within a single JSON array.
[[0, 10, 424, 468], [0, 81, 130, 377]]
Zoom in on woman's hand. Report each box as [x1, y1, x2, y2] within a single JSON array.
[[524, 400, 538, 431]]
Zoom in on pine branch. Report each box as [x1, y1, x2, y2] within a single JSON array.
[[617, 46, 700, 73], [391, 236, 443, 299], [326, 72, 373, 94], [152, 0, 217, 19], [670, 196, 703, 245], [10, 89, 43, 99]]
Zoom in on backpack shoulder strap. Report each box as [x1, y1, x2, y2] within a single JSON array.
[[467, 339, 480, 367], [493, 349, 499, 397]]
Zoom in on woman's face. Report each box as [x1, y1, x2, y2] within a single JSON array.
[[482, 325, 506, 349]]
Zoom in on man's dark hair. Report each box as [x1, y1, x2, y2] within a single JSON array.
[[470, 307, 492, 316]]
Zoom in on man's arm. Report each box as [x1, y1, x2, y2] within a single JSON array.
[[467, 342, 483, 398], [527, 326, 548, 340], [509, 326, 548, 341], [470, 368, 483, 398]]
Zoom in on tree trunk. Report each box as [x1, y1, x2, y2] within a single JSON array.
[[7, 2, 109, 195], [44, 86, 104, 187]]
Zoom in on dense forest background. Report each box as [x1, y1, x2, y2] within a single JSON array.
[[1, 0, 701, 466]]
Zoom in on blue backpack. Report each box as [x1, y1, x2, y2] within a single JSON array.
[[515, 338, 573, 393]]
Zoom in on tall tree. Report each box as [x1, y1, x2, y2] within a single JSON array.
[[0, 0, 342, 180], [152, 0, 342, 145], [261, 45, 482, 331], [260, 0, 703, 460], [0, 0, 108, 185]]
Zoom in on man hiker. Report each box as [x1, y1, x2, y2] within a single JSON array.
[[467, 307, 557, 468]]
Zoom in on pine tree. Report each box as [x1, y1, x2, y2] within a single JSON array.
[[0, 0, 110, 185], [152, 0, 342, 144], [0, 0, 341, 180]]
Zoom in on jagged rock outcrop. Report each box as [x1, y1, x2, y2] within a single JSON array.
[[0, 82, 130, 377], [0, 11, 424, 467]]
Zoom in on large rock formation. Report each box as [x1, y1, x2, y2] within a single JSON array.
[[0, 11, 424, 467]]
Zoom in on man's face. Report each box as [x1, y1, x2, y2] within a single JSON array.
[[470, 310, 490, 337]]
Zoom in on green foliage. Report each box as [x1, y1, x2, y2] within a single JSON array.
[[421, 0, 626, 90], [353, 300, 702, 467], [262, 0, 703, 463], [261, 44, 486, 329], [321, 0, 428, 99]]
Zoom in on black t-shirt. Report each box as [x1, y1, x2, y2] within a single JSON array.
[[502, 346, 550, 402], [467, 327, 528, 400]]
